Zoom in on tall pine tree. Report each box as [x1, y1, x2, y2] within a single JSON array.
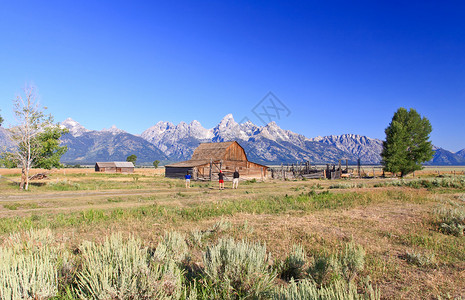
[[381, 108, 434, 177]]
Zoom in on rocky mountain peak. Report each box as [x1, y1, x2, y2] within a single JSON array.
[[3, 115, 462, 165], [60, 118, 90, 137], [217, 114, 237, 128], [457, 148, 465, 158], [102, 125, 126, 134]]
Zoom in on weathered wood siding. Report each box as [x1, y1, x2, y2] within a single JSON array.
[[165, 141, 267, 180], [165, 166, 193, 179], [192, 161, 267, 180], [224, 143, 248, 161]]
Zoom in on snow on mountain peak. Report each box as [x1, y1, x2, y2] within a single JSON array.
[[218, 114, 237, 127], [102, 125, 126, 134], [60, 118, 90, 136], [222, 113, 234, 121]]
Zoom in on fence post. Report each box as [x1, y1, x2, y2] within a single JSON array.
[[209, 159, 212, 181]]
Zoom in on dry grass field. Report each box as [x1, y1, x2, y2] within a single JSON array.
[[0, 167, 464, 299]]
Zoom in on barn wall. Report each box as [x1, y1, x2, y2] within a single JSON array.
[[165, 167, 194, 179], [192, 160, 267, 180], [99, 167, 117, 173], [117, 167, 134, 173], [224, 143, 247, 161]]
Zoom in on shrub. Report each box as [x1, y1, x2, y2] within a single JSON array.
[[373, 177, 465, 190], [47, 180, 81, 191], [273, 279, 380, 300], [0, 229, 60, 299], [209, 219, 231, 233], [308, 254, 333, 285], [243, 178, 257, 185], [74, 233, 185, 299], [189, 229, 204, 248], [154, 231, 189, 263], [435, 206, 465, 236], [277, 244, 307, 281], [337, 242, 366, 281], [309, 242, 365, 285], [404, 251, 437, 268], [203, 238, 276, 299], [329, 183, 354, 189]]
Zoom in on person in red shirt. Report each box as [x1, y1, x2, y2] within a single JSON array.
[[218, 170, 224, 190]]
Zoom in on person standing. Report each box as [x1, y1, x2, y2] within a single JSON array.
[[232, 169, 240, 189], [185, 171, 191, 188], [218, 170, 224, 190]]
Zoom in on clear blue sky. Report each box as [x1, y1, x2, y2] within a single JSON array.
[[1, 1, 464, 151]]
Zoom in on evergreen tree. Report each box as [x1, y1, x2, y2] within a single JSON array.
[[0, 109, 3, 126], [381, 108, 434, 177]]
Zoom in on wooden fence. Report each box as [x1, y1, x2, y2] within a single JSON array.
[[270, 160, 354, 180]]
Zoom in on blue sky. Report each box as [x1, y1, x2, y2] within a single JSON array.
[[1, 1, 464, 151]]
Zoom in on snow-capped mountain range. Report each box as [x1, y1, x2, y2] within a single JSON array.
[[53, 114, 465, 165]]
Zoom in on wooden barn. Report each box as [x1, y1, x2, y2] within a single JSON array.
[[95, 162, 135, 173], [165, 141, 268, 180]]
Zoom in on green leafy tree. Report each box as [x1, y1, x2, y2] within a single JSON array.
[[381, 107, 434, 177], [1, 85, 68, 189], [33, 126, 69, 169], [153, 160, 160, 168], [0, 109, 3, 126], [126, 154, 137, 166]]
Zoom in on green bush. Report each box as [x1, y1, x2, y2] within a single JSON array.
[[203, 238, 276, 299]]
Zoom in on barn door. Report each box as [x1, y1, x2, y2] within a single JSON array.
[[209, 160, 223, 181]]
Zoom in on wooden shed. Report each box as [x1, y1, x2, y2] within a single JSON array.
[[165, 141, 268, 180], [95, 162, 135, 173]]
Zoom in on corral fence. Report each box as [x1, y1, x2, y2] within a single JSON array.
[[270, 160, 356, 180]]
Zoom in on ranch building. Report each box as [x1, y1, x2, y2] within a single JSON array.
[[165, 141, 268, 181], [95, 162, 135, 173]]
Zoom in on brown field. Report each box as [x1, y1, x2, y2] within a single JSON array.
[[0, 167, 464, 299]]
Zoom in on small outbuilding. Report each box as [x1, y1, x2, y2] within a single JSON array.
[[95, 162, 135, 173], [165, 141, 268, 180]]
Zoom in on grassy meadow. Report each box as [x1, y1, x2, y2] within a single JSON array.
[[0, 167, 464, 299]]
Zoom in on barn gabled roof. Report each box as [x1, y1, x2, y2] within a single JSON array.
[[191, 141, 246, 161], [165, 160, 210, 168], [114, 162, 135, 168], [95, 162, 134, 168]]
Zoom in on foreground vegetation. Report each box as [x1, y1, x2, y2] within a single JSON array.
[[0, 228, 380, 299], [0, 168, 464, 299]]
